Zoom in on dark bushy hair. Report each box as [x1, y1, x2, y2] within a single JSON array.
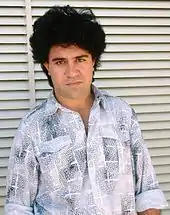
[[30, 5, 106, 87]]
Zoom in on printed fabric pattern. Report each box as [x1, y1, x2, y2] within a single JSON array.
[[5, 86, 168, 215]]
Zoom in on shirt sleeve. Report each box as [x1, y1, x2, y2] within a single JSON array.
[[5, 120, 39, 215], [130, 109, 168, 212]]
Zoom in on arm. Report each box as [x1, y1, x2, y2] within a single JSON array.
[[5, 120, 39, 215], [130, 109, 168, 213], [137, 208, 160, 215]]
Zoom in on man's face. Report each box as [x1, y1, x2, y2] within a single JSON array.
[[44, 45, 95, 100]]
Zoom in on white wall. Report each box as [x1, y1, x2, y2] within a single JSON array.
[[0, 0, 170, 214]]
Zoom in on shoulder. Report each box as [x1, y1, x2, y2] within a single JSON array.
[[99, 90, 140, 135], [17, 98, 49, 133], [100, 89, 133, 114], [25, 100, 47, 123], [99, 89, 136, 130]]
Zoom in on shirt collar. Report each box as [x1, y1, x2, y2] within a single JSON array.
[[92, 85, 111, 109], [45, 84, 110, 116]]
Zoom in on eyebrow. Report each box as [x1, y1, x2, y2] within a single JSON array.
[[52, 57, 65, 62], [75, 55, 89, 59], [51, 55, 89, 62]]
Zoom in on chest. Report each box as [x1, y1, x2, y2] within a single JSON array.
[[35, 117, 135, 213], [34, 108, 136, 213], [35, 108, 133, 178]]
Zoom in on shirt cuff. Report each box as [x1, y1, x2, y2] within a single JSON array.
[[136, 189, 168, 212], [5, 203, 33, 215]]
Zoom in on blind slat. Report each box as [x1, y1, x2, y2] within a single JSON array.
[[0, 1, 169, 214]]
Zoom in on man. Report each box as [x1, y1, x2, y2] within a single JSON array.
[[5, 5, 167, 215]]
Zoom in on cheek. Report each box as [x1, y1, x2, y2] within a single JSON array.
[[49, 69, 64, 84], [80, 64, 93, 76]]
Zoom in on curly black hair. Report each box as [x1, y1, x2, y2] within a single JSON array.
[[29, 5, 106, 87]]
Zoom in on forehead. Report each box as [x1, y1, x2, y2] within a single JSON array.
[[48, 45, 91, 58]]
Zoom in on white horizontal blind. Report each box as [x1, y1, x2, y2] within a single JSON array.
[[0, 0, 30, 214], [0, 0, 170, 214], [32, 1, 170, 215]]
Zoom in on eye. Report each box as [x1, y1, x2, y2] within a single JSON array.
[[55, 59, 65, 65], [76, 58, 86, 63]]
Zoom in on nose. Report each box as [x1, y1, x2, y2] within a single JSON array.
[[65, 62, 77, 77]]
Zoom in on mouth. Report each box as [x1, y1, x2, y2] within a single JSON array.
[[66, 82, 82, 86]]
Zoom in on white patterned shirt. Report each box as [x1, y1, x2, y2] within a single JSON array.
[[5, 85, 167, 215]]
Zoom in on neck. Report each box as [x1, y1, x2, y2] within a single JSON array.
[[54, 91, 94, 113]]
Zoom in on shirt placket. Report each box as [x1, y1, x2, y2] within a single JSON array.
[[86, 102, 107, 212]]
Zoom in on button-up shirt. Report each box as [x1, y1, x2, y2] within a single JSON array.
[[5, 85, 167, 215]]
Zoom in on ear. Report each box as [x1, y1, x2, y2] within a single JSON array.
[[43, 62, 49, 70], [43, 62, 50, 76], [92, 58, 96, 68]]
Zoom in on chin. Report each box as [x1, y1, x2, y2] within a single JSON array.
[[66, 92, 83, 99]]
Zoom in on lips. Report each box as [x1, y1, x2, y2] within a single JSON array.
[[66, 82, 82, 85]]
